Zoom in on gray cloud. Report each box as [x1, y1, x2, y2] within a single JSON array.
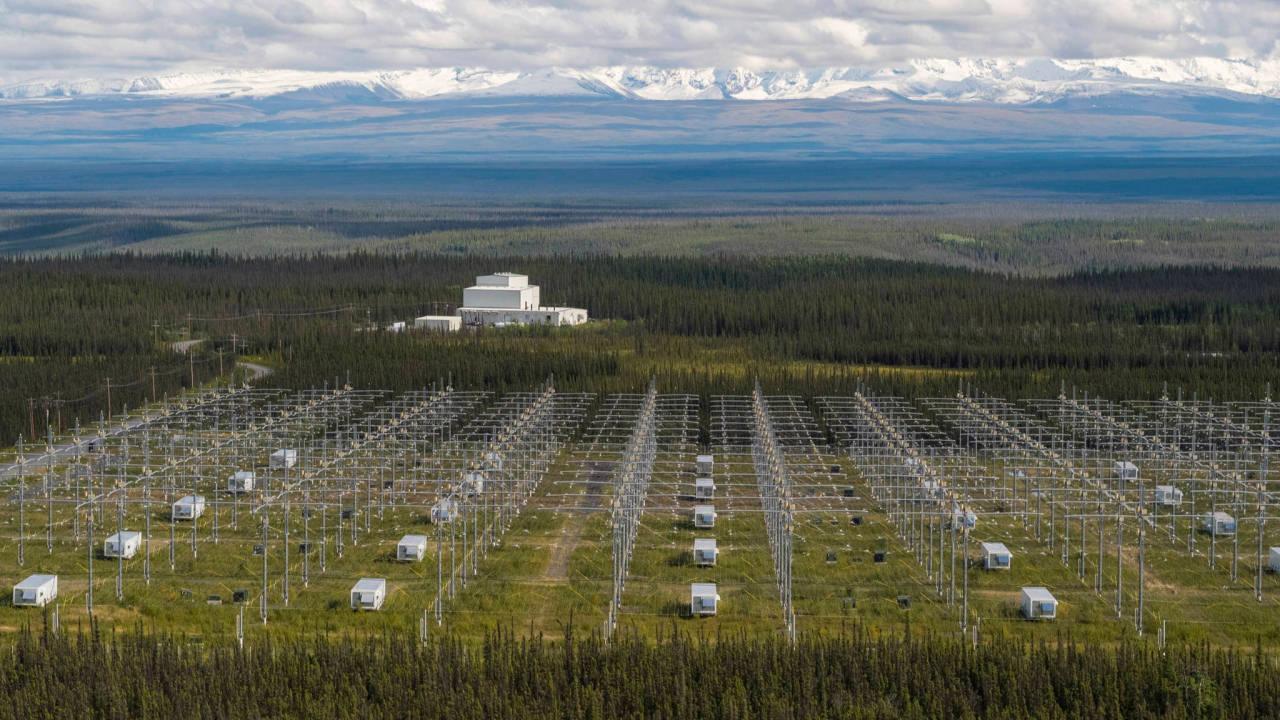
[[1, 0, 1278, 83]]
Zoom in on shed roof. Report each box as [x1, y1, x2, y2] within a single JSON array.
[[398, 535, 428, 545], [981, 542, 1010, 555], [107, 531, 142, 541], [693, 538, 717, 551], [15, 574, 56, 589], [353, 578, 385, 592], [1021, 586, 1055, 602], [691, 582, 718, 595]]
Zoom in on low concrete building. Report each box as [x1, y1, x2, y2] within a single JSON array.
[[415, 315, 462, 332]]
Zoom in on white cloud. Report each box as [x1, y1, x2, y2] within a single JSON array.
[[0, 0, 1278, 83]]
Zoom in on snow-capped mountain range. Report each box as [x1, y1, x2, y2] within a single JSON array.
[[5, 57, 1280, 104]]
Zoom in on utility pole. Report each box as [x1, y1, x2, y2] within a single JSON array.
[[27, 398, 35, 441], [105, 378, 112, 421], [150, 367, 157, 403]]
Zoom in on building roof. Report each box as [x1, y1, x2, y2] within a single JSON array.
[[691, 582, 718, 595], [176, 494, 204, 504], [107, 530, 142, 541], [398, 535, 428, 545], [15, 574, 56, 589], [694, 538, 717, 551], [353, 578, 385, 592], [694, 504, 716, 514], [1208, 511, 1234, 521], [696, 454, 714, 463], [1021, 586, 1055, 602], [695, 477, 715, 486], [981, 542, 1010, 554]]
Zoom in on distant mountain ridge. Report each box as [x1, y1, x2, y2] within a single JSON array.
[[5, 57, 1280, 104]]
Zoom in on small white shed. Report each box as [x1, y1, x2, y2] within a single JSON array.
[[980, 542, 1012, 570], [1114, 461, 1139, 482], [951, 508, 978, 530], [431, 498, 458, 524], [693, 504, 717, 529], [1154, 485, 1183, 507], [104, 530, 142, 559], [228, 470, 255, 493], [397, 535, 428, 562], [350, 578, 386, 610], [414, 315, 461, 332], [270, 449, 298, 469], [1021, 586, 1057, 620], [1202, 511, 1236, 536], [386, 321, 407, 333], [1270, 547, 1280, 573], [12, 574, 57, 608], [484, 452, 503, 472], [694, 477, 715, 500], [690, 582, 719, 616], [693, 538, 718, 567], [462, 470, 486, 497], [696, 454, 714, 476], [172, 495, 206, 520]]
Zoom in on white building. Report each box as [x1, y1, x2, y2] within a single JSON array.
[[694, 477, 715, 500], [229, 470, 255, 493], [397, 535, 428, 562], [431, 498, 458, 524], [386, 321, 406, 333], [691, 582, 719, 616], [415, 315, 462, 332], [270, 449, 298, 469], [696, 454, 714, 476], [172, 495, 206, 520], [951, 508, 978, 530], [1114, 461, 1139, 482], [12, 574, 57, 608], [693, 538, 718, 567], [104, 531, 142, 559], [1154, 485, 1183, 507], [981, 542, 1012, 570], [1202, 511, 1236, 536], [350, 578, 386, 611], [1021, 587, 1057, 620], [459, 273, 588, 327], [693, 504, 717, 529], [462, 470, 486, 497], [1270, 547, 1280, 573]]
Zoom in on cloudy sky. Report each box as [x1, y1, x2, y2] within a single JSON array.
[[2, 0, 1278, 83]]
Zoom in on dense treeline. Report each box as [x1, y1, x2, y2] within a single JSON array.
[[0, 624, 1277, 719], [2, 253, 1278, 445]]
